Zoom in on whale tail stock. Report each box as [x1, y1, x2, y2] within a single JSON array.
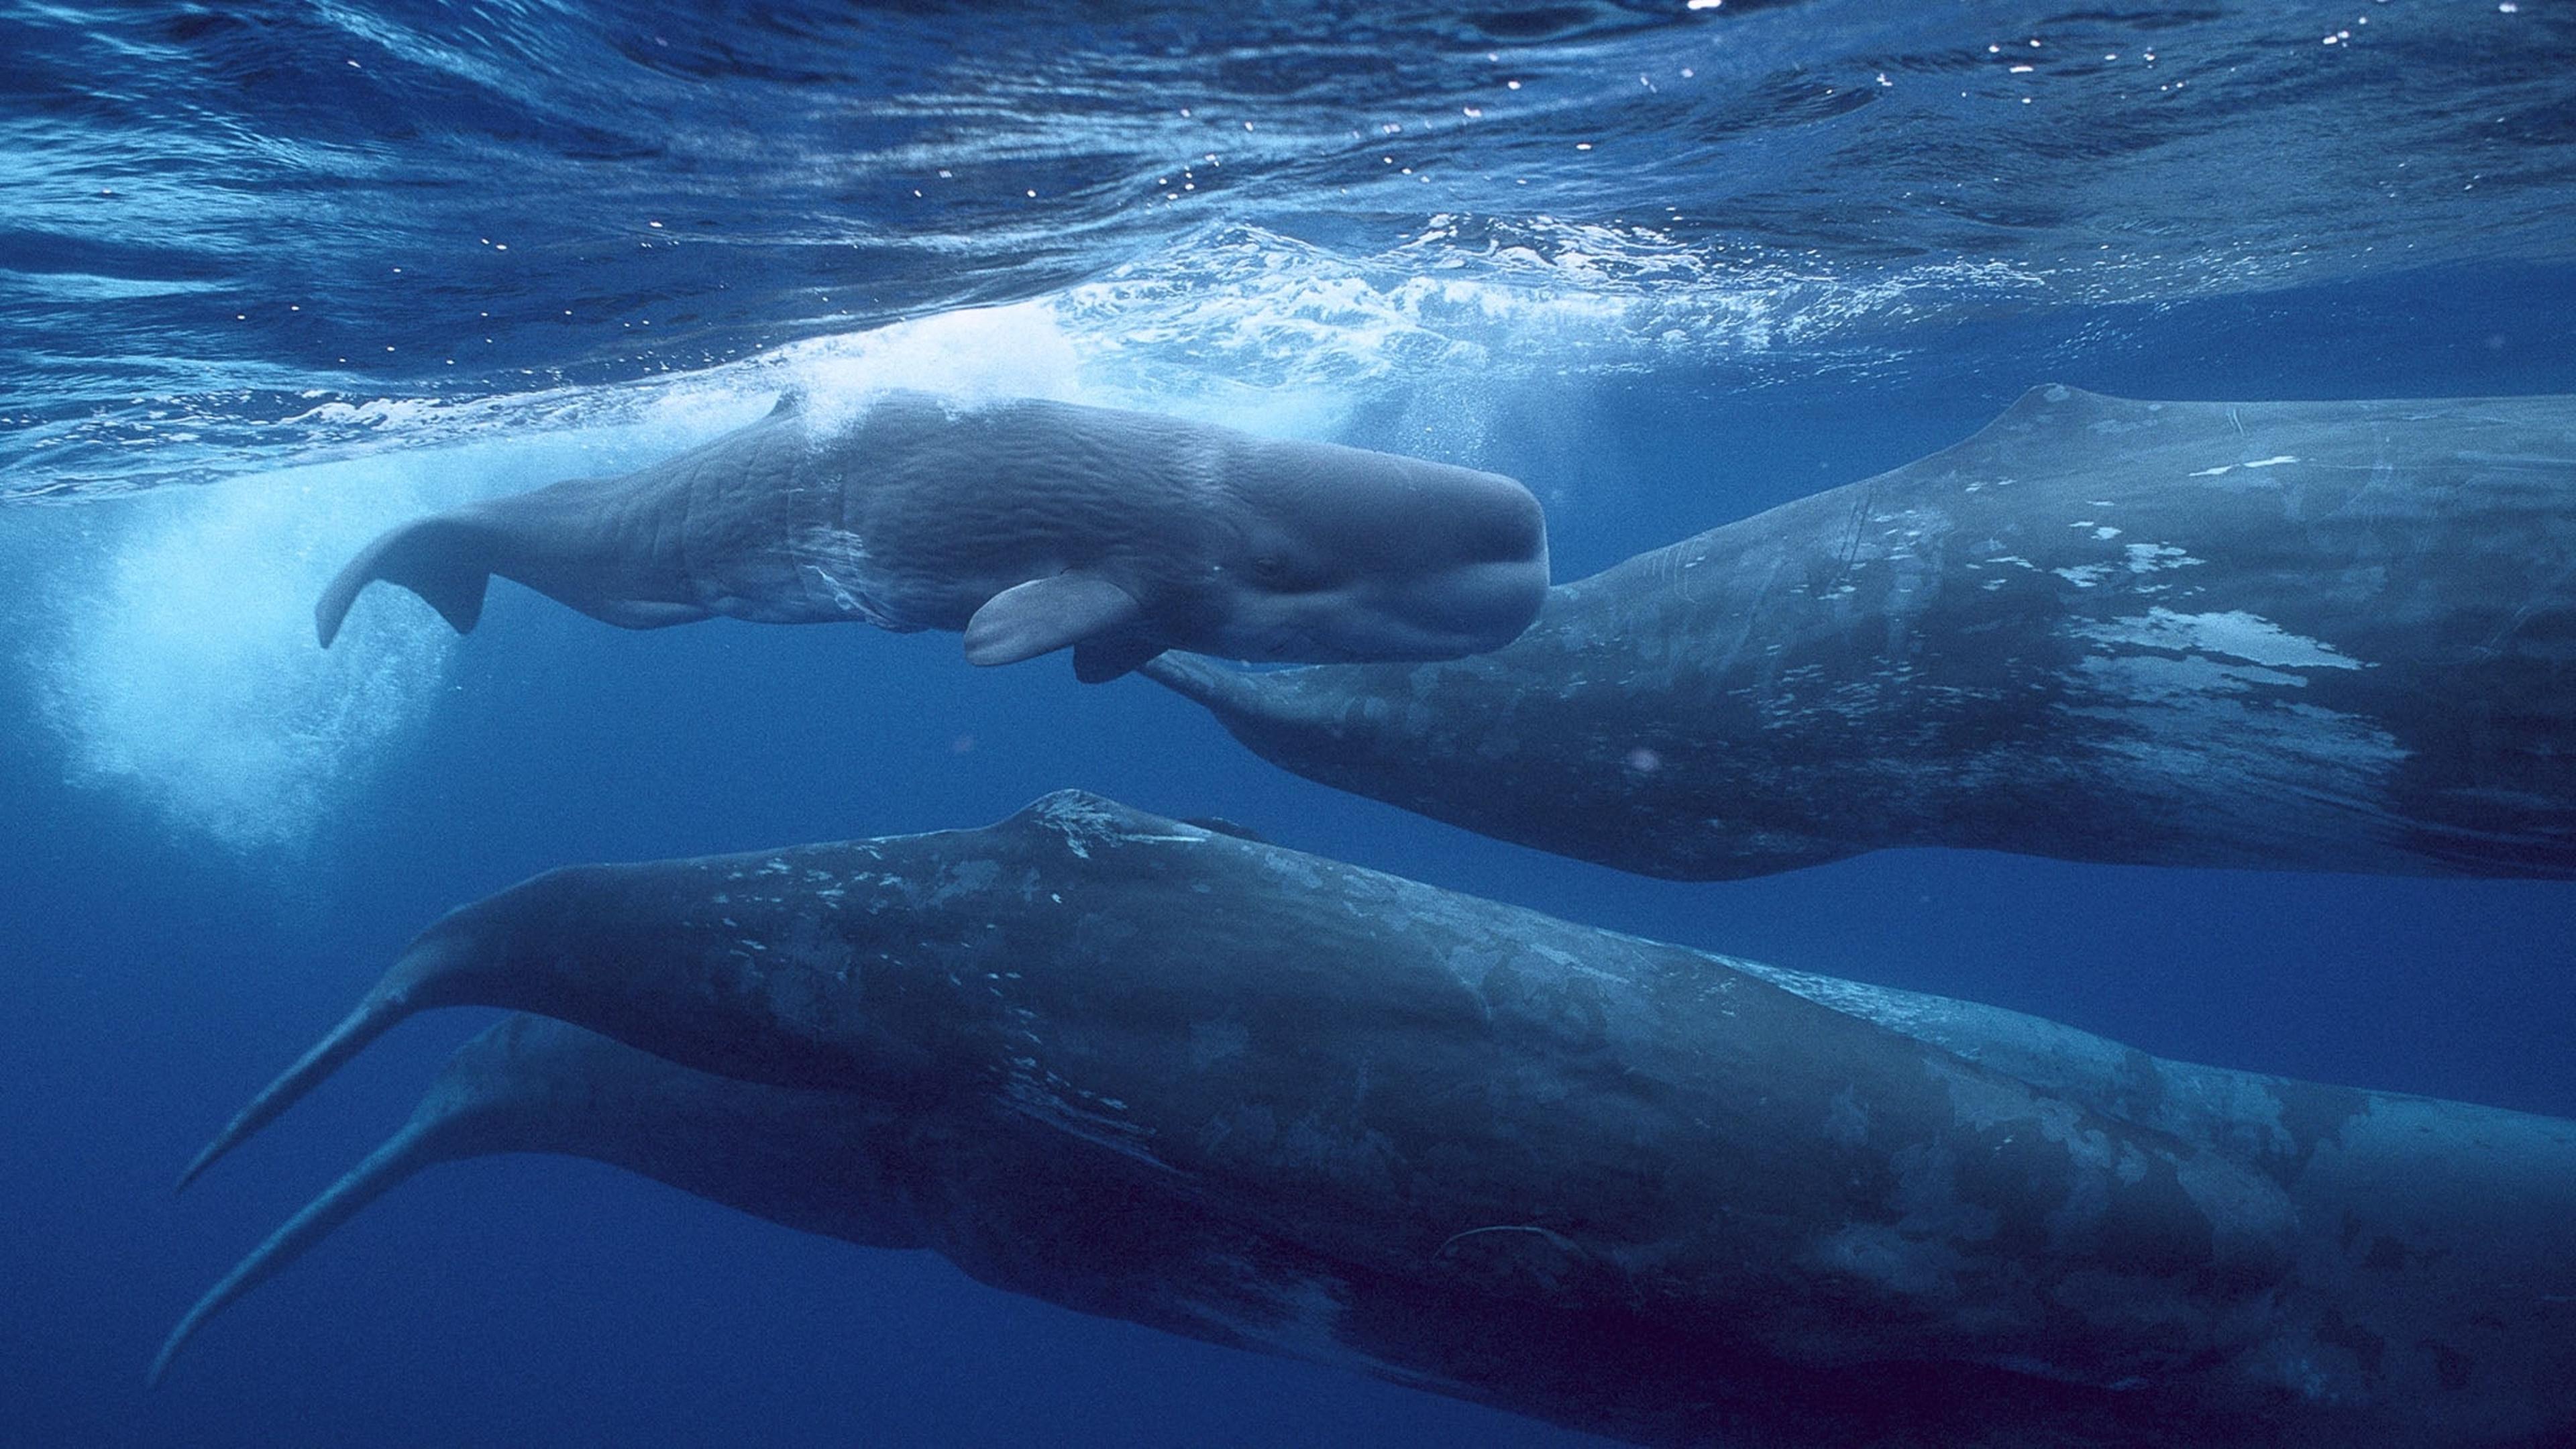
[[315, 514, 494, 647]]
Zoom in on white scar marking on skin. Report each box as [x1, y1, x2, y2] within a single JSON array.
[[2084, 608, 2361, 670], [2123, 543, 2200, 573]]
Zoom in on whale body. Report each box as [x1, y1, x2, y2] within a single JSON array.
[[169, 793, 2576, 1446], [1148, 387, 2576, 875], [317, 391, 1550, 680]]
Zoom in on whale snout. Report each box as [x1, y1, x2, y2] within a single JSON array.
[[1368, 553, 1550, 657], [1450, 473, 1548, 569], [1356, 468, 1548, 656], [1217, 508, 1548, 663], [1203, 442, 1550, 665]]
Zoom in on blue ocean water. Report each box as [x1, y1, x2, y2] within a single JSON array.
[[4, 2, 2575, 1445]]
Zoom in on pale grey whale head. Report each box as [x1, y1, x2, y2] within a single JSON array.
[[1187, 433, 1550, 665]]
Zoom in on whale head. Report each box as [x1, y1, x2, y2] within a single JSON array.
[[1193, 439, 1549, 664]]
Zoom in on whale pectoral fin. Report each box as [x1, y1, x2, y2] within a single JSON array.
[[315, 517, 492, 648], [1072, 630, 1165, 684], [962, 572, 1144, 667]]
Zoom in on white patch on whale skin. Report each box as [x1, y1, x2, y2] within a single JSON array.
[[775, 526, 911, 626], [2082, 608, 2362, 671], [2053, 545, 2200, 591], [1025, 791, 1213, 859], [2059, 607, 2408, 858], [2088, 651, 2306, 698], [1000, 1069, 1167, 1169], [931, 857, 1001, 906], [2123, 543, 2200, 574], [2188, 455, 2298, 478]]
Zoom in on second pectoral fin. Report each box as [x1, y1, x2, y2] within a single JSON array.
[[963, 572, 1146, 667]]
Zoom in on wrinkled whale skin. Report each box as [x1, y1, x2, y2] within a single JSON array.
[[170, 794, 2576, 1446], [1148, 387, 2576, 878], [317, 390, 1550, 679]]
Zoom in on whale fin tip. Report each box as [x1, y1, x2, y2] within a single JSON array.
[[315, 517, 491, 647], [964, 572, 1144, 667], [158, 1114, 453, 1385], [178, 954, 441, 1190]]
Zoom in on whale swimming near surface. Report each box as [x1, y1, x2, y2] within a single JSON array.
[[170, 792, 2576, 1446], [1146, 387, 2576, 876], [316, 390, 1549, 681]]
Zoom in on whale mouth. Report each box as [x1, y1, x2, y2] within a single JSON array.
[[1300, 558, 1548, 662], [1212, 550, 1548, 665], [1391, 559, 1550, 648]]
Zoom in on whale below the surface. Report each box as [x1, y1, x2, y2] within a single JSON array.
[[169, 793, 2576, 1446], [1147, 386, 2576, 876], [317, 390, 1550, 680], [151, 1016, 928, 1387]]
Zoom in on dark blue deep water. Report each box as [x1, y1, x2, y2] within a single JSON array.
[[5, 3, 2576, 1446]]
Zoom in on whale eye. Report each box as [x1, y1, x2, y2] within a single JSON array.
[[1240, 546, 1331, 593]]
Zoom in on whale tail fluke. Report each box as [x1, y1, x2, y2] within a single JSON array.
[[315, 515, 494, 647], [152, 1112, 458, 1385], [176, 936, 466, 1193]]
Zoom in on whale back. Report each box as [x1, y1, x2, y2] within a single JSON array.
[[166, 791, 2576, 1440], [1729, 956, 2576, 1442], [186, 790, 2308, 1394], [1148, 388, 2576, 879]]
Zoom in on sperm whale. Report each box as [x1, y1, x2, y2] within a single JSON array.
[[1146, 386, 2576, 875], [319, 391, 1550, 681], [165, 792, 2576, 1444]]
